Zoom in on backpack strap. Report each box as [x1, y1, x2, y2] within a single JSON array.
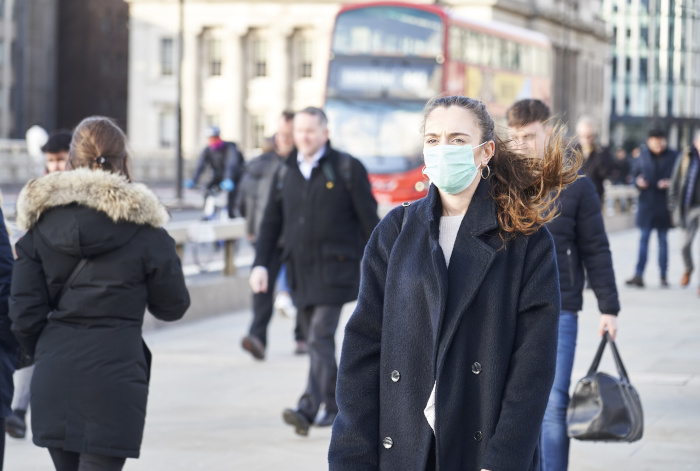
[[401, 202, 411, 231], [274, 163, 288, 202]]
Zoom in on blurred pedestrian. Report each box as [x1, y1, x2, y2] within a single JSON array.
[[612, 147, 632, 185], [329, 96, 580, 470], [185, 125, 245, 218], [507, 99, 620, 471], [668, 129, 700, 295], [6, 130, 73, 441], [626, 129, 678, 288], [0, 190, 17, 470], [9, 116, 190, 471], [575, 116, 614, 202], [250, 107, 378, 435], [238, 110, 305, 360]]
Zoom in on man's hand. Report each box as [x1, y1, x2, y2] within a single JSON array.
[[598, 314, 618, 341], [657, 178, 670, 189], [636, 175, 648, 189], [249, 266, 269, 293]]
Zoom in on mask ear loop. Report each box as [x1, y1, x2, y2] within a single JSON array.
[[421, 166, 428, 178]]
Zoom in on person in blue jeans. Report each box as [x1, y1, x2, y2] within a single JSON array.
[[507, 100, 620, 471], [626, 129, 678, 288]]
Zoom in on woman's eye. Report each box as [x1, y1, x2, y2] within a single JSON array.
[[453, 138, 465, 144], [426, 139, 437, 144]]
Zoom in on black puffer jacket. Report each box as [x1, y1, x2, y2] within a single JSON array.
[[547, 175, 620, 315], [9, 169, 190, 458]]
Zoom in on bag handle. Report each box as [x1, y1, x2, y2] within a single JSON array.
[[586, 332, 631, 382]]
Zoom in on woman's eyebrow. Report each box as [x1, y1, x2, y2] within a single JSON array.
[[424, 132, 472, 138]]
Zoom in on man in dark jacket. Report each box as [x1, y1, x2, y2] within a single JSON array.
[[575, 117, 614, 202], [249, 107, 379, 435], [626, 129, 678, 287], [185, 126, 245, 218], [507, 100, 620, 471], [668, 129, 700, 295], [238, 110, 305, 359]]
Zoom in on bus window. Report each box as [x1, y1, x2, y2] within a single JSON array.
[[465, 30, 480, 65], [449, 26, 463, 62], [332, 6, 443, 58]]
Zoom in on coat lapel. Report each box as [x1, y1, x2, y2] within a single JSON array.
[[436, 180, 498, 372]]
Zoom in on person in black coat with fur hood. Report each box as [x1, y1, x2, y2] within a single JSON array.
[[329, 96, 580, 471], [9, 117, 190, 471]]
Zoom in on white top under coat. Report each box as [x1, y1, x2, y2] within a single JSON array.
[[424, 214, 465, 433]]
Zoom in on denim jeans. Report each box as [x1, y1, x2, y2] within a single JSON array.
[[541, 310, 578, 471], [635, 226, 668, 278]]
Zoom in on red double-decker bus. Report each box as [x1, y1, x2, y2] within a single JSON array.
[[325, 2, 552, 205]]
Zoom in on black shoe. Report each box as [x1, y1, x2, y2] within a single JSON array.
[[6, 409, 26, 439], [241, 335, 265, 360], [314, 411, 337, 427], [625, 275, 644, 287], [294, 341, 308, 355], [660, 277, 669, 288], [282, 408, 310, 436]]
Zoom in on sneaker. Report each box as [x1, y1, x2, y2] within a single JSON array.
[[681, 271, 692, 287], [274, 293, 297, 319], [294, 341, 308, 355], [6, 409, 26, 439], [625, 275, 644, 288], [241, 335, 265, 360], [660, 277, 669, 288]]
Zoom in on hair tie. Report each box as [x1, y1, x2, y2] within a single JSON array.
[[95, 156, 106, 165]]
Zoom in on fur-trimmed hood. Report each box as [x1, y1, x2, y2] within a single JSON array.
[[17, 168, 169, 231]]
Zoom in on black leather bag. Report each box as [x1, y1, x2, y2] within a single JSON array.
[[567, 332, 644, 442]]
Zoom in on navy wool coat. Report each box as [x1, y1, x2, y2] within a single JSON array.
[[631, 146, 678, 230], [329, 183, 560, 471]]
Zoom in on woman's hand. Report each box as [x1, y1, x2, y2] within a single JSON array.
[[598, 314, 618, 341]]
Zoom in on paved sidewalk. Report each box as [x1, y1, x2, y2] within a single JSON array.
[[6, 228, 700, 470]]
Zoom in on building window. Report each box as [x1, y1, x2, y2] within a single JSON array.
[[298, 37, 313, 78], [159, 111, 176, 148], [160, 38, 174, 76], [250, 115, 265, 148], [252, 37, 267, 77], [0, 40, 4, 66], [209, 38, 222, 76]]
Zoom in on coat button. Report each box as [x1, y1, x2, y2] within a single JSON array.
[[474, 431, 483, 442], [471, 362, 482, 374], [383, 437, 393, 449], [299, 216, 305, 224], [391, 370, 400, 382]]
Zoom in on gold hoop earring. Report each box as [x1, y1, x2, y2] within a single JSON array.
[[481, 164, 491, 179]]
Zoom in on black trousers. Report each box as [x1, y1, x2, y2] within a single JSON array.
[[297, 304, 342, 421], [48, 448, 126, 471], [248, 247, 305, 345]]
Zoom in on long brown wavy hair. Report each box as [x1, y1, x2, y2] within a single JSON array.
[[421, 95, 581, 238], [67, 116, 133, 182]]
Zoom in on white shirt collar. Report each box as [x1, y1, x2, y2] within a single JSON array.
[[297, 145, 327, 180]]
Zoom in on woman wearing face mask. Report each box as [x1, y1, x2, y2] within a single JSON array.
[[328, 95, 580, 471]]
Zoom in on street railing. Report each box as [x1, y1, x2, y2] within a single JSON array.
[[166, 218, 247, 276]]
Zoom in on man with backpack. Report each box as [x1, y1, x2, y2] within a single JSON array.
[[249, 107, 378, 435]]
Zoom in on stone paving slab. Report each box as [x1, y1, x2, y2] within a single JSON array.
[[6, 228, 700, 470]]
